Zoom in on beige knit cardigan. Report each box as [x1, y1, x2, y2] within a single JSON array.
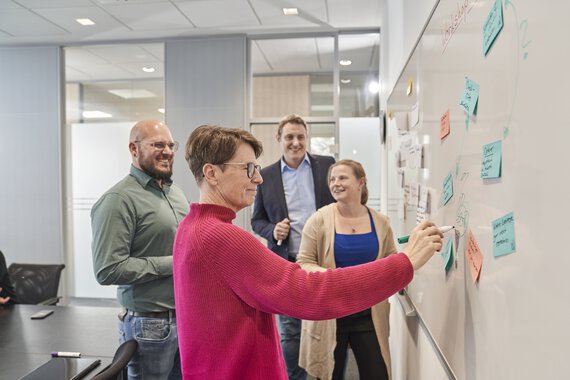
[[296, 203, 398, 380]]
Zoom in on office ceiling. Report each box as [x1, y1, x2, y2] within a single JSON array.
[[0, 0, 382, 81]]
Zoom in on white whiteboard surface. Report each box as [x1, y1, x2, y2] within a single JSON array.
[[386, 1, 570, 379]]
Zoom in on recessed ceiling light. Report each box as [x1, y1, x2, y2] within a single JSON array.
[[82, 110, 112, 119], [341, 79, 351, 84], [339, 59, 352, 66], [76, 18, 95, 26], [282, 8, 299, 15], [142, 66, 155, 73], [158, 108, 165, 114], [108, 89, 157, 99]]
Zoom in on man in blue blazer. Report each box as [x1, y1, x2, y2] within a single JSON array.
[[252, 114, 335, 380]]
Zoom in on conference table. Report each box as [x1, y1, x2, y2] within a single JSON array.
[[0, 304, 119, 379]]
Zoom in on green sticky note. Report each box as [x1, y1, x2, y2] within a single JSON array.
[[442, 238, 454, 272], [459, 77, 480, 116], [483, 0, 504, 56], [481, 140, 502, 179], [442, 171, 454, 205], [492, 212, 516, 257]]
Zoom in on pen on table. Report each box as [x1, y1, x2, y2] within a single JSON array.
[[51, 351, 81, 358], [397, 225, 455, 244]]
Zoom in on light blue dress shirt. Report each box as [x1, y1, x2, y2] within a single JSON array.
[[281, 154, 317, 257]]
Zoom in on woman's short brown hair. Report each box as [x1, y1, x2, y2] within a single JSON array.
[[185, 125, 263, 184], [328, 159, 369, 205]]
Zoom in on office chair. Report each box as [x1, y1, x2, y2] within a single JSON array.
[[7, 263, 65, 305], [92, 340, 138, 380]]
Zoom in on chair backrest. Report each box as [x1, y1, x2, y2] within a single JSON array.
[[92, 340, 138, 380], [7, 263, 65, 305]]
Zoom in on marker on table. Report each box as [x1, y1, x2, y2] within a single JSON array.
[[51, 351, 81, 358], [397, 225, 455, 244]]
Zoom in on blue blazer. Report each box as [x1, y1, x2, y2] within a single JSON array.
[[251, 153, 336, 260]]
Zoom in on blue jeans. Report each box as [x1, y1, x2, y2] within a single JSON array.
[[278, 315, 307, 380], [119, 313, 182, 380]]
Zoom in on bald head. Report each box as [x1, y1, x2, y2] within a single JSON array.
[[128, 119, 176, 186], [130, 119, 169, 143]]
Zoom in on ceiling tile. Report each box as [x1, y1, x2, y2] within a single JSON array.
[[0, 1, 25, 10], [0, 10, 67, 36], [33, 7, 128, 35], [17, 0, 93, 7], [85, 45, 162, 64], [176, 0, 259, 28], [255, 38, 324, 73], [327, 0, 381, 27], [101, 3, 194, 30]]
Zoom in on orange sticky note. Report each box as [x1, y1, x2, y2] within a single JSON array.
[[466, 230, 483, 282], [440, 109, 450, 140]]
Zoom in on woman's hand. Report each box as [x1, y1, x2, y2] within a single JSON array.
[[403, 220, 444, 270]]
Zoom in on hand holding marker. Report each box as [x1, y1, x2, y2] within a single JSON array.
[[397, 225, 455, 244], [276, 218, 290, 246]]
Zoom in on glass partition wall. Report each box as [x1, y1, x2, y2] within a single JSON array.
[[64, 43, 165, 298], [63, 33, 381, 297], [249, 31, 381, 209]]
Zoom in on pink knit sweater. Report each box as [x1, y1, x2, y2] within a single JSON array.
[[173, 203, 413, 380]]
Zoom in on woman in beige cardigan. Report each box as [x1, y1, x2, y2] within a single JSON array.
[[297, 159, 397, 380]]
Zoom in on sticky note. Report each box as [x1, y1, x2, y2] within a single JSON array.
[[466, 230, 483, 282], [492, 212, 516, 257], [442, 171, 454, 205], [459, 77, 480, 116], [483, 0, 504, 56], [440, 109, 451, 140], [416, 185, 430, 224], [480, 140, 502, 178], [442, 238, 454, 272]]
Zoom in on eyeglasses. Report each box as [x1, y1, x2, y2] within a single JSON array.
[[221, 162, 262, 178], [136, 140, 179, 152]]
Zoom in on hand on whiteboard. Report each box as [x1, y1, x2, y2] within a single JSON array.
[[273, 218, 290, 246], [403, 220, 443, 271]]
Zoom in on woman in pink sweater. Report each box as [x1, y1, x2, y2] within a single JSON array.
[[173, 125, 443, 380]]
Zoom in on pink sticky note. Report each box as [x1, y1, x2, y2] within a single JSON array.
[[466, 230, 483, 282], [440, 109, 451, 140]]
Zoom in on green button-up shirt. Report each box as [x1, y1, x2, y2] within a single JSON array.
[[91, 165, 189, 312]]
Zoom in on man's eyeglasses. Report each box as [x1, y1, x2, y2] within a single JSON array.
[[221, 162, 262, 178], [136, 140, 179, 152]]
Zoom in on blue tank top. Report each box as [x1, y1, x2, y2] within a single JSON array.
[[334, 211, 379, 268]]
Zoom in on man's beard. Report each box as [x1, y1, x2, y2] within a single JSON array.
[[140, 160, 173, 183]]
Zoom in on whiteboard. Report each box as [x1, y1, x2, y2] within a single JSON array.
[[386, 1, 570, 379]]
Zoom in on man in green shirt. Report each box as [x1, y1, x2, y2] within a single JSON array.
[[91, 119, 189, 380]]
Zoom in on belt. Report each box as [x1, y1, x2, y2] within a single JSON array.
[[126, 309, 175, 319]]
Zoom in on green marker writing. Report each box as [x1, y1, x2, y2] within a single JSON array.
[[397, 225, 455, 244]]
